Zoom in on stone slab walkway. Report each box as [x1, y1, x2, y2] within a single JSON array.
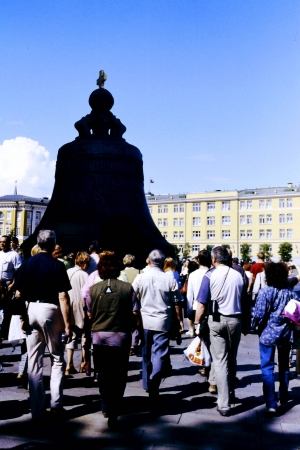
[[0, 330, 300, 450]]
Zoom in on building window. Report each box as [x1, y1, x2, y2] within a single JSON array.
[[179, 245, 184, 253], [280, 229, 285, 239], [6, 225, 10, 234], [179, 204, 184, 213], [247, 230, 252, 239], [207, 217, 215, 226], [192, 231, 201, 239], [279, 199, 285, 208], [222, 202, 230, 211], [222, 230, 230, 239], [287, 229, 293, 238], [16, 227, 20, 236], [193, 203, 200, 212], [193, 217, 201, 226], [6, 211, 11, 223], [35, 211, 41, 225], [179, 217, 184, 226], [158, 219, 162, 227], [247, 215, 252, 224], [207, 202, 215, 212], [266, 200, 272, 209], [163, 205, 168, 213], [287, 214, 293, 223], [207, 230, 215, 240], [173, 232, 178, 240], [240, 215, 246, 225], [240, 230, 246, 239], [259, 200, 265, 209], [287, 198, 292, 208], [163, 218, 168, 227], [173, 218, 178, 226], [149, 206, 152, 214], [192, 245, 200, 253], [17, 211, 21, 221], [247, 201, 252, 210], [222, 216, 230, 225], [266, 214, 272, 224], [158, 206, 162, 213], [279, 214, 285, 223], [179, 231, 184, 240], [173, 204, 178, 213], [0, 225, 3, 235], [240, 201, 245, 210], [259, 230, 265, 239], [162, 232, 168, 239], [259, 215, 265, 224], [266, 229, 272, 239], [26, 227, 30, 236]]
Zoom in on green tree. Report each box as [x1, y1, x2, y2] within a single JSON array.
[[240, 243, 251, 262], [205, 245, 214, 253], [260, 243, 273, 261], [171, 244, 180, 257], [8, 228, 16, 239], [222, 244, 231, 250], [278, 242, 293, 262], [182, 242, 191, 259]]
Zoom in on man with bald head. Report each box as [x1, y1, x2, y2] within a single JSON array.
[[132, 249, 184, 404]]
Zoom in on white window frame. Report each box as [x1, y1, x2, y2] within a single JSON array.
[[173, 204, 178, 213], [163, 218, 168, 227], [266, 200, 272, 209], [266, 214, 272, 224], [162, 232, 168, 239], [247, 230, 252, 239], [158, 206, 162, 214], [259, 230, 265, 239], [179, 231, 184, 240], [192, 231, 201, 239], [192, 217, 201, 226], [163, 205, 168, 213], [240, 230, 246, 239], [222, 216, 230, 225], [280, 229, 285, 239], [247, 215, 252, 225], [240, 201, 245, 210], [287, 198, 292, 208], [207, 230, 215, 240], [287, 229, 293, 239], [279, 214, 285, 224], [179, 217, 184, 226], [207, 216, 215, 226], [259, 215, 265, 224], [240, 215, 246, 225], [279, 199, 285, 208], [179, 204, 184, 213], [222, 202, 230, 211], [173, 231, 178, 240], [192, 245, 200, 253], [193, 203, 200, 212], [287, 214, 293, 224], [158, 219, 162, 227], [266, 229, 272, 239], [247, 201, 252, 210], [207, 202, 215, 212], [222, 230, 230, 239], [173, 218, 178, 227], [259, 200, 265, 210]]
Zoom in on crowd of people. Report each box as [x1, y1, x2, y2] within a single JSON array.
[[0, 232, 300, 429]]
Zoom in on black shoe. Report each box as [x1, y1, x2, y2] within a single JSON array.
[[107, 416, 118, 430], [217, 406, 231, 417]]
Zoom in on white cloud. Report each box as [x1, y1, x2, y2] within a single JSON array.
[[0, 137, 56, 197]]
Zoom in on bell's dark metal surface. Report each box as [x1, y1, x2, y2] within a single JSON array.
[[22, 71, 174, 265]]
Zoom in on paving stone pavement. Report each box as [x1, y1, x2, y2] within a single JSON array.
[[0, 329, 300, 450]]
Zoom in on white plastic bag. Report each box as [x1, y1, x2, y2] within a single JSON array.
[[184, 336, 211, 367], [8, 315, 25, 342]]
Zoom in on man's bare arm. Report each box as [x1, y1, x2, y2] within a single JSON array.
[[175, 302, 184, 333], [194, 302, 206, 325], [59, 291, 71, 342]]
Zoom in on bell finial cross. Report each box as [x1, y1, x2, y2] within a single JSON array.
[[96, 70, 107, 89]]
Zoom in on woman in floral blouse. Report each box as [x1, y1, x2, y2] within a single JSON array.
[[251, 262, 300, 414]]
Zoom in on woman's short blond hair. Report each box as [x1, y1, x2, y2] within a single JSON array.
[[163, 257, 176, 272], [123, 254, 135, 267], [75, 251, 90, 267], [31, 244, 41, 256]]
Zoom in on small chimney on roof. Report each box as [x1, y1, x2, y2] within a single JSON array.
[[287, 182, 293, 188]]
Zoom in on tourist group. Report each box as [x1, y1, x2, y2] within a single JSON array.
[[0, 231, 300, 429]]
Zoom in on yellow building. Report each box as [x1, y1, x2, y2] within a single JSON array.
[[146, 183, 300, 260], [0, 195, 49, 244]]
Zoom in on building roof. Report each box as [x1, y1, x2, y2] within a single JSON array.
[[0, 195, 50, 203]]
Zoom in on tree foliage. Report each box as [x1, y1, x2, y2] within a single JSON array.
[[278, 242, 293, 262], [171, 244, 180, 257], [240, 243, 251, 262], [260, 243, 273, 261], [205, 245, 214, 253], [182, 242, 191, 259]]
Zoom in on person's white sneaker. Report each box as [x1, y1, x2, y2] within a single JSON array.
[[266, 407, 276, 414]]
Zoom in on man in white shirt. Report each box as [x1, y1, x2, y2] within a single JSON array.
[[132, 249, 184, 402], [195, 246, 244, 416], [0, 235, 22, 340]]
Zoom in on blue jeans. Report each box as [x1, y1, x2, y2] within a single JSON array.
[[142, 330, 169, 393], [259, 342, 290, 408]]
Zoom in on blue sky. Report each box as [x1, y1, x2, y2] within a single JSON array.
[[0, 0, 299, 197]]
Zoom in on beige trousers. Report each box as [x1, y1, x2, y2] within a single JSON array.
[[26, 302, 65, 418]]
